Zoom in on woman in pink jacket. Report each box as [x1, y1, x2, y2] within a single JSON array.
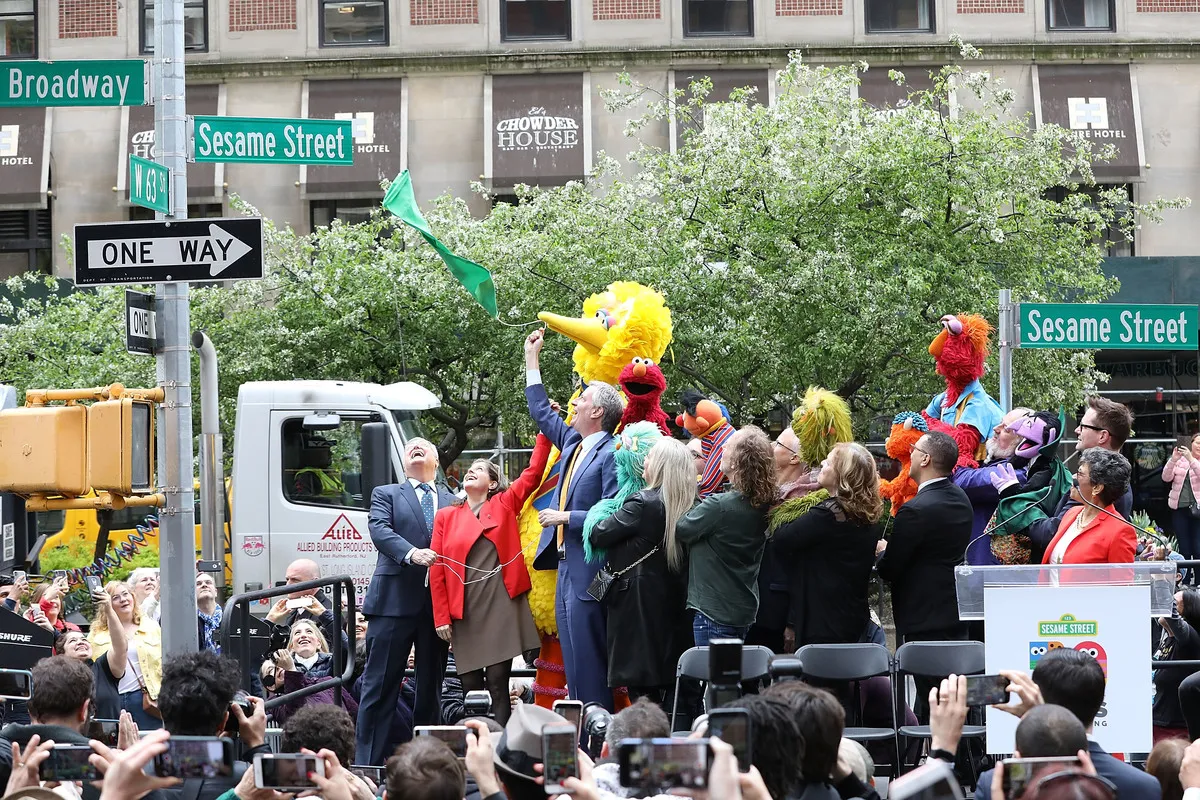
[[1163, 433, 1200, 572]]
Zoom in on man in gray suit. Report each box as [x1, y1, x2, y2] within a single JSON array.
[[355, 438, 456, 766]]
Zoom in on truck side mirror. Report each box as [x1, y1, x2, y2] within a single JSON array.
[[361, 422, 394, 503]]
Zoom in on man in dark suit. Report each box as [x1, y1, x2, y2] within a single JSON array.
[[525, 328, 621, 709], [877, 430, 974, 645], [975, 650, 1162, 800], [355, 437, 456, 766]]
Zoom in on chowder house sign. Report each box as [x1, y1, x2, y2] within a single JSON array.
[[489, 73, 587, 189]]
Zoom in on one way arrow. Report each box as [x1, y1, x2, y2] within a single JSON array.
[[86, 224, 254, 277]]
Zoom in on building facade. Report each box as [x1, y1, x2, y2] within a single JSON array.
[[2, 0, 1200, 279]]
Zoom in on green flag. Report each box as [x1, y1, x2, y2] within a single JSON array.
[[382, 170, 498, 318]]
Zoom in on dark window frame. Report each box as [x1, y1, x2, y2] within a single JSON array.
[[309, 199, 382, 231], [0, 208, 52, 279], [500, 0, 571, 42], [864, 0, 935, 33], [1046, 0, 1115, 31], [139, 0, 209, 54], [1046, 183, 1135, 258], [318, 0, 390, 48], [0, 0, 36, 60], [682, 0, 753, 37]]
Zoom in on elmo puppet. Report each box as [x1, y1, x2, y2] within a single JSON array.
[[619, 357, 671, 436], [922, 313, 1004, 469]]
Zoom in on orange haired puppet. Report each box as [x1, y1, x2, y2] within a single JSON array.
[[677, 389, 734, 498], [921, 314, 1004, 469], [879, 412, 927, 515]]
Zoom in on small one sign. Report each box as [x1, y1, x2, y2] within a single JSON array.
[[125, 289, 156, 355], [74, 217, 264, 286], [190, 115, 353, 165], [1, 60, 149, 107], [1018, 303, 1199, 350], [128, 155, 170, 215]]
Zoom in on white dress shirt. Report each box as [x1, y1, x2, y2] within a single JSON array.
[[403, 478, 439, 564]]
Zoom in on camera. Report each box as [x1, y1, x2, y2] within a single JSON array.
[[581, 702, 612, 758], [224, 690, 254, 735], [267, 624, 290, 654], [767, 655, 803, 683], [463, 690, 492, 719]]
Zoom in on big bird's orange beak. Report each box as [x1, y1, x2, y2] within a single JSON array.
[[538, 311, 610, 355]]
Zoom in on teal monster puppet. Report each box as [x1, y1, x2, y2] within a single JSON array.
[[582, 421, 665, 564]]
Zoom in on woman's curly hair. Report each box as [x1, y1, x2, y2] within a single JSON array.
[[827, 442, 883, 525], [725, 425, 777, 509]]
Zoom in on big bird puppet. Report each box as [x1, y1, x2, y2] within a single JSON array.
[[769, 387, 854, 531], [922, 313, 1004, 470], [519, 282, 673, 707]]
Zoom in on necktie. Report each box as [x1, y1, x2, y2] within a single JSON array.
[[418, 483, 435, 531], [557, 446, 584, 552]]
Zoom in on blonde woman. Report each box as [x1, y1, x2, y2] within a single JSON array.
[[262, 619, 358, 725], [590, 438, 696, 703], [89, 580, 163, 729], [677, 425, 778, 645], [774, 442, 884, 647]]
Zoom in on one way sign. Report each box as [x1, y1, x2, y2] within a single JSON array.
[[73, 217, 264, 286]]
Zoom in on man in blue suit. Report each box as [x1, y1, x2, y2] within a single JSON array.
[[525, 328, 621, 710], [355, 437, 456, 766], [975, 649, 1161, 800]]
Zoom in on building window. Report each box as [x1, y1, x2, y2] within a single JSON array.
[[319, 1, 388, 46], [1047, 184, 1134, 257], [865, 0, 933, 32], [140, 0, 208, 53], [1047, 0, 1112, 30], [501, 0, 570, 40], [0, 0, 35, 59], [0, 209, 51, 280], [310, 200, 379, 230], [683, 0, 750, 35]]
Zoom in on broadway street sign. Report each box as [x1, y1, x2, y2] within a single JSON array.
[[1, 60, 149, 107], [1018, 303, 1199, 350], [74, 218, 264, 286], [128, 155, 170, 215], [190, 116, 353, 165]]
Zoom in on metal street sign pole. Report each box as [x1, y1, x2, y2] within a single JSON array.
[[155, 0, 198, 655], [998, 288, 1014, 413]]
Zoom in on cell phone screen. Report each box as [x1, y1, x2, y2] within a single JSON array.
[[709, 639, 743, 685], [86, 719, 121, 747], [965, 674, 1010, 707], [542, 726, 578, 791], [256, 755, 320, 789], [553, 701, 583, 733], [707, 709, 752, 772], [1002, 758, 1081, 800], [414, 726, 468, 758], [619, 739, 710, 791], [0, 670, 33, 700], [40, 745, 101, 782], [350, 765, 385, 785], [13, 571, 25, 582], [153, 737, 234, 779]]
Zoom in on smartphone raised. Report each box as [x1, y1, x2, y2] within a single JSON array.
[[542, 723, 578, 795], [553, 700, 584, 735], [285, 597, 311, 610], [618, 738, 710, 792], [85, 719, 121, 747], [40, 745, 101, 782], [350, 765, 386, 785], [0, 669, 33, 700], [414, 725, 468, 759], [1001, 757, 1081, 800], [85, 575, 103, 594], [52, 570, 67, 582], [253, 753, 324, 790], [965, 674, 1010, 707], [708, 638, 743, 685], [890, 758, 963, 800], [707, 708, 752, 773], [153, 736, 235, 779], [12, 570, 25, 583]]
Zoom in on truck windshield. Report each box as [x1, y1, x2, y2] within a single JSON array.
[[392, 411, 447, 483]]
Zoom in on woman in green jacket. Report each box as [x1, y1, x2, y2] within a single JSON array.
[[677, 425, 777, 645]]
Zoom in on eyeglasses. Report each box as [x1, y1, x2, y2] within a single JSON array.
[[911, 445, 930, 458], [1028, 770, 1116, 799], [1078, 423, 1108, 434], [774, 440, 798, 456], [692, 451, 706, 461]]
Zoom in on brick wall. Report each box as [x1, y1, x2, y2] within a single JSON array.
[[594, 0, 661, 20], [59, 0, 118, 38], [411, 0, 479, 25], [775, 0, 841, 16], [956, 0, 1024, 11], [1136, 0, 1200, 10], [229, 0, 297, 31]]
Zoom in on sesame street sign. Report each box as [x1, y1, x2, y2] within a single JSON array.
[[1018, 303, 1198, 350]]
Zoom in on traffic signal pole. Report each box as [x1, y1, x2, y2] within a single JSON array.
[[154, 0, 198, 654]]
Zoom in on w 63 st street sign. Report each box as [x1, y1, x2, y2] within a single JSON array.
[[73, 218, 264, 286]]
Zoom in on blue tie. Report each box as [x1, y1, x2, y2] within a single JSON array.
[[418, 483, 435, 531]]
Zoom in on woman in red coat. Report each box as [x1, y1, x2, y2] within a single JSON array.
[[430, 434, 550, 724], [1043, 448, 1136, 565]]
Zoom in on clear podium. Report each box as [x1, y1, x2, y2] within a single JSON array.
[[954, 562, 1172, 755]]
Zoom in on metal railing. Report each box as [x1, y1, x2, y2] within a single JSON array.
[[219, 575, 355, 711]]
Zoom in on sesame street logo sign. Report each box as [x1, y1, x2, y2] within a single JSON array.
[[1018, 303, 1198, 350], [1038, 614, 1098, 637]]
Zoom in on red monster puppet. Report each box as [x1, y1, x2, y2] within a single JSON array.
[[921, 313, 1004, 470], [619, 357, 671, 436]]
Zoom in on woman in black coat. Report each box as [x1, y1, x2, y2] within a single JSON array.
[[589, 438, 695, 704], [774, 442, 884, 647]]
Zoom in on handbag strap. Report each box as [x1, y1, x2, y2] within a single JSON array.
[[610, 547, 659, 578]]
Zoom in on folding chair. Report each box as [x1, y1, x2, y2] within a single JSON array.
[[796, 642, 902, 776], [894, 641, 987, 781], [669, 645, 774, 733]]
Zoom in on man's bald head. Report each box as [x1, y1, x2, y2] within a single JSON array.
[[988, 407, 1034, 462], [286, 559, 321, 599], [1014, 704, 1087, 759]]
